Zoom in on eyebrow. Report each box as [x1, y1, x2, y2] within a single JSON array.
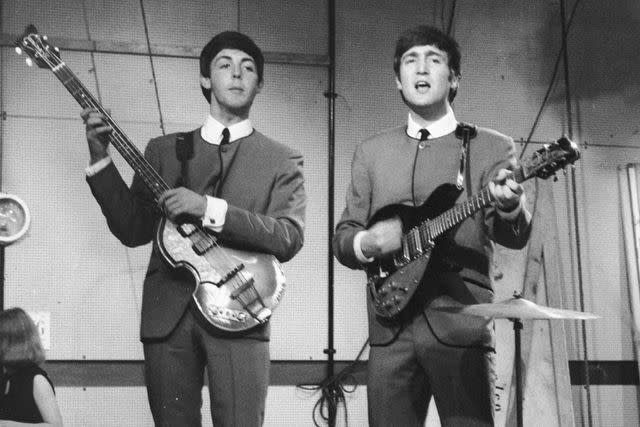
[[402, 49, 446, 61], [215, 55, 255, 64]]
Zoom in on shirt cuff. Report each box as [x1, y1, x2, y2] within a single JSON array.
[[85, 157, 112, 177], [496, 193, 526, 221], [354, 230, 374, 264], [202, 196, 228, 232]]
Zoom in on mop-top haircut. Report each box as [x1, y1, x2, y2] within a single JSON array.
[[199, 31, 265, 103], [393, 25, 461, 102]]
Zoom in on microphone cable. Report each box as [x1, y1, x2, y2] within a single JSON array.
[[297, 338, 369, 427]]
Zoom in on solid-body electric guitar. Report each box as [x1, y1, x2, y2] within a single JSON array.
[[365, 136, 580, 318], [16, 26, 285, 332]]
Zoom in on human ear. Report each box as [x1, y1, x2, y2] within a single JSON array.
[[450, 73, 460, 91], [200, 76, 211, 89], [395, 75, 402, 90]]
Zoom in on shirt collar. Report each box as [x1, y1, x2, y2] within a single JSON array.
[[406, 105, 458, 140], [200, 115, 253, 145]]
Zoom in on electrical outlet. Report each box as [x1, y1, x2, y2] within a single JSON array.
[[28, 311, 51, 350]]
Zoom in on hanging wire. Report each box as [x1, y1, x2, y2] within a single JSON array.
[[517, 1, 593, 424], [438, 0, 446, 31], [297, 339, 369, 427], [446, 0, 457, 36], [237, 0, 242, 31], [80, 2, 103, 103], [80, 0, 142, 322], [558, 1, 592, 425], [138, 0, 166, 136], [0, 0, 5, 310], [519, 0, 583, 160]]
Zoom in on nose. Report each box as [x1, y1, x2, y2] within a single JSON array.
[[417, 58, 428, 74], [232, 62, 241, 78]]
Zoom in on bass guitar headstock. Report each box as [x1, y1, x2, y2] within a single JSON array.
[[521, 136, 580, 181], [15, 25, 61, 70]]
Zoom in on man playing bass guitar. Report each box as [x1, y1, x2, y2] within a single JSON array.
[[333, 25, 531, 426], [82, 31, 306, 426]]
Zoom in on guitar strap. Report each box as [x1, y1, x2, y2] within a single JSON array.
[[175, 130, 196, 188], [455, 122, 477, 197]]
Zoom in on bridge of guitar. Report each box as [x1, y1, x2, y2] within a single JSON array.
[[367, 255, 431, 318]]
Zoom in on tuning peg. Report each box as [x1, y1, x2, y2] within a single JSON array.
[[43, 35, 48, 41], [25, 58, 33, 67], [15, 47, 22, 55]]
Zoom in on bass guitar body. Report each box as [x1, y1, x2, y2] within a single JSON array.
[[158, 218, 286, 332]]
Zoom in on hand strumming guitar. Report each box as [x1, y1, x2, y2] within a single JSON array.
[[360, 216, 403, 259], [158, 188, 207, 222]]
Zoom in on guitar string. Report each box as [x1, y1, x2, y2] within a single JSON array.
[[56, 58, 262, 315], [35, 38, 264, 317], [406, 188, 493, 260]]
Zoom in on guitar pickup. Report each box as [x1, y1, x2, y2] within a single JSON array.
[[177, 223, 197, 237], [221, 263, 245, 285]]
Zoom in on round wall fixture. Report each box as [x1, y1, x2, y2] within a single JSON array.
[[0, 193, 31, 246]]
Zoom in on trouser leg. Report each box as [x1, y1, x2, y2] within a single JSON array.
[[143, 310, 205, 427], [198, 328, 270, 427], [416, 314, 494, 427], [367, 325, 430, 427]]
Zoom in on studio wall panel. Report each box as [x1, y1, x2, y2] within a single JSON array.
[[2, 48, 94, 119], [2, 0, 88, 40], [1, 115, 154, 359], [239, 0, 328, 55], [552, 146, 640, 361], [252, 63, 329, 360], [572, 385, 640, 427]]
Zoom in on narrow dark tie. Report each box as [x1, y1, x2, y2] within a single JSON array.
[[411, 128, 430, 207], [221, 127, 230, 145], [215, 128, 231, 197]]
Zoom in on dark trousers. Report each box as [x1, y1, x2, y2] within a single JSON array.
[[367, 312, 494, 427], [143, 308, 269, 427]]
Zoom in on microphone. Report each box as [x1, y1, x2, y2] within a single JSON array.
[[455, 122, 477, 139]]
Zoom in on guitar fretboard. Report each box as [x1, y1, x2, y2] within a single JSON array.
[[51, 61, 168, 201], [401, 167, 526, 261]]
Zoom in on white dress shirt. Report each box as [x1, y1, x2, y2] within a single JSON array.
[[353, 106, 522, 263], [86, 114, 254, 232]]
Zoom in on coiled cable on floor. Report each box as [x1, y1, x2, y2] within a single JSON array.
[[298, 339, 369, 427]]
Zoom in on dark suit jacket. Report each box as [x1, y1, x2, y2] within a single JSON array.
[[333, 125, 531, 347], [88, 129, 306, 341]]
